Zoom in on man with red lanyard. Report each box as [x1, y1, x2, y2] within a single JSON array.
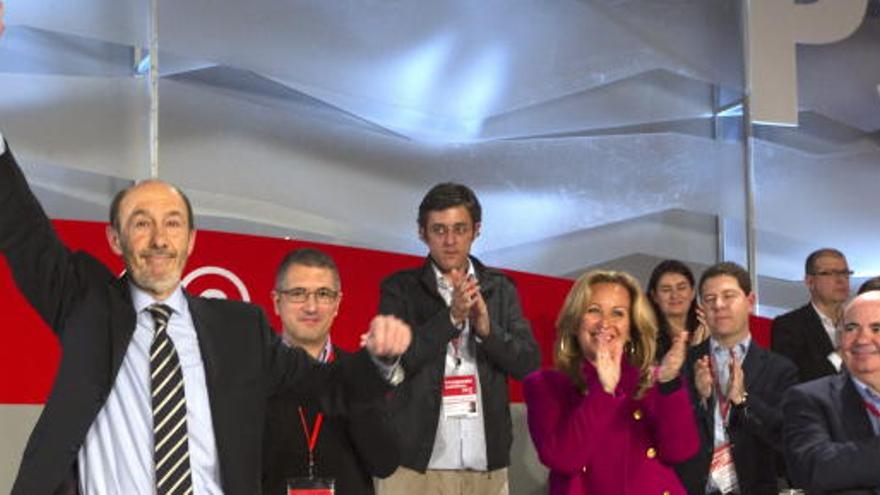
[[676, 262, 797, 495], [783, 290, 880, 494], [262, 248, 401, 495], [375, 183, 540, 495]]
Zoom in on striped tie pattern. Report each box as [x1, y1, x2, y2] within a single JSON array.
[[148, 303, 194, 495]]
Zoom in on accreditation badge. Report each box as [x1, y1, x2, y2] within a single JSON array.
[[442, 374, 479, 418], [708, 442, 739, 494], [287, 477, 335, 495]]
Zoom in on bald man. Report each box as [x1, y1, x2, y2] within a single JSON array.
[[783, 291, 880, 494], [0, 131, 410, 493]]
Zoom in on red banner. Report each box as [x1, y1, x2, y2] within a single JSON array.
[[0, 219, 772, 405], [0, 220, 571, 404]]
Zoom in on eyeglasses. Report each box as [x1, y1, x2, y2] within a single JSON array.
[[276, 287, 339, 305], [427, 223, 472, 238], [810, 270, 854, 278]]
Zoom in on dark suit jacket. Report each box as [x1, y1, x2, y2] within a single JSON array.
[[772, 304, 838, 383], [0, 142, 389, 494], [378, 256, 541, 471], [675, 339, 798, 495], [262, 346, 399, 495], [783, 373, 880, 494]]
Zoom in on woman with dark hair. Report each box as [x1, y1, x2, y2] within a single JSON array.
[[523, 270, 698, 495], [647, 259, 708, 357]]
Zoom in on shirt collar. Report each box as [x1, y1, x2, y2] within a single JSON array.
[[432, 258, 476, 291], [130, 282, 187, 318], [709, 334, 751, 361], [316, 336, 334, 363], [850, 374, 880, 407], [811, 302, 836, 326], [282, 334, 334, 363]]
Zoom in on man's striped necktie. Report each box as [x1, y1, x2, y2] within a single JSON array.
[[147, 303, 194, 495]]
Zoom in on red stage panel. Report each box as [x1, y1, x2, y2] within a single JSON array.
[[0, 220, 572, 404], [0, 219, 773, 404]]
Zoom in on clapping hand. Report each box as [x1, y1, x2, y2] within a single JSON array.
[[690, 304, 709, 346], [449, 271, 491, 337], [449, 268, 475, 325], [657, 331, 688, 383], [595, 334, 624, 394], [694, 355, 713, 402]]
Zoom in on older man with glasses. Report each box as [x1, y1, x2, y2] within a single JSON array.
[[772, 248, 853, 383]]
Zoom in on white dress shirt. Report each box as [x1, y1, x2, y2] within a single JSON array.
[[427, 261, 488, 471], [812, 302, 843, 371], [705, 335, 750, 494], [77, 284, 223, 494]]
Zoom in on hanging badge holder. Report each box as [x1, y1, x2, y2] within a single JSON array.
[[442, 374, 479, 418], [708, 442, 738, 494], [286, 477, 334, 495], [287, 407, 335, 494]]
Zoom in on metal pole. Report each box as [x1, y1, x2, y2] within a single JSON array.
[[149, 0, 159, 179], [741, 0, 758, 301]]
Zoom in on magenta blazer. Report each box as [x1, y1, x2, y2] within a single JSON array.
[[523, 362, 698, 495]]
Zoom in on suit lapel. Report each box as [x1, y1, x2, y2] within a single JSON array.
[[185, 294, 221, 385], [805, 304, 835, 357], [838, 374, 876, 440], [418, 257, 443, 301], [107, 277, 137, 383], [742, 341, 766, 393]]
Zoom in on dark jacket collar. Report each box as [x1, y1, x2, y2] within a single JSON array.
[[803, 303, 836, 355], [837, 372, 880, 440]]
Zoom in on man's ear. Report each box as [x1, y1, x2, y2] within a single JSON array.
[[418, 226, 427, 244], [271, 291, 281, 316], [804, 273, 815, 292], [473, 222, 481, 238], [746, 291, 757, 314], [186, 229, 197, 257], [333, 292, 343, 318], [106, 225, 124, 256]]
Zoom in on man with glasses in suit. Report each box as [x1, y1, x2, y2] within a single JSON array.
[[772, 248, 853, 383]]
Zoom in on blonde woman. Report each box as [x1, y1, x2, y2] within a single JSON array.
[[524, 270, 698, 495]]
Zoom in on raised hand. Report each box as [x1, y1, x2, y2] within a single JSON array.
[[360, 315, 412, 359], [657, 331, 689, 383], [690, 304, 709, 347], [467, 278, 491, 337], [448, 268, 475, 325], [694, 355, 713, 401], [595, 334, 623, 394]]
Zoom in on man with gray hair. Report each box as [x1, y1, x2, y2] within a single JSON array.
[[783, 291, 880, 493]]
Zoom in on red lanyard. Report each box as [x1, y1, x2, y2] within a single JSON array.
[[297, 407, 324, 478], [297, 347, 334, 478]]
